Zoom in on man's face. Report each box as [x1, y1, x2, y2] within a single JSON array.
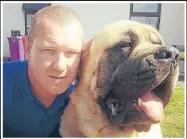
[[27, 20, 83, 94]]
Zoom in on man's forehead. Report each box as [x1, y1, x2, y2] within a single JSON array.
[[33, 34, 82, 51], [34, 19, 83, 37], [32, 20, 83, 50]]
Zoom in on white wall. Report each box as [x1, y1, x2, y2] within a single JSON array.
[[2, 3, 185, 57], [3, 3, 25, 57], [159, 3, 185, 45], [52, 3, 130, 41]]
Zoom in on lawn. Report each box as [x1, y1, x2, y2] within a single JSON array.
[[160, 87, 185, 138], [179, 52, 184, 60]]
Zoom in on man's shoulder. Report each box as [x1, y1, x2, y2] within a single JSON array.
[[3, 60, 28, 88], [3, 60, 27, 69], [3, 60, 28, 76]]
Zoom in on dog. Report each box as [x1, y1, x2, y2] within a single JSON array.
[[59, 20, 179, 137]]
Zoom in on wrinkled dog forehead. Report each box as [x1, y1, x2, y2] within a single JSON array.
[[90, 20, 164, 56], [89, 20, 164, 63]]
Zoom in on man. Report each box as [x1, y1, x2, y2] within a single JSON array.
[[3, 5, 84, 137]]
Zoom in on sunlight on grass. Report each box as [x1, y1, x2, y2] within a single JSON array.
[[161, 87, 185, 138], [179, 52, 184, 60]]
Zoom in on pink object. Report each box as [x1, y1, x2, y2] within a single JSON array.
[[17, 36, 25, 61], [22, 36, 28, 60], [7, 37, 20, 61]]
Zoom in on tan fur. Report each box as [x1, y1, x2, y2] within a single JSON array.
[[60, 20, 179, 137]]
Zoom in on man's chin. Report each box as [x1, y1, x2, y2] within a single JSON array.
[[47, 87, 67, 95], [42, 79, 75, 94]]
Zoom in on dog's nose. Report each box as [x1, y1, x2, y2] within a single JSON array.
[[155, 45, 179, 62]]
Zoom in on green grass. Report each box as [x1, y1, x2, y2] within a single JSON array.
[[160, 87, 185, 138], [179, 52, 184, 60]]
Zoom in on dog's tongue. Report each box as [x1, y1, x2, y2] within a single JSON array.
[[139, 91, 164, 122]]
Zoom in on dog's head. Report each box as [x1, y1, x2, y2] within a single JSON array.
[[78, 20, 179, 132]]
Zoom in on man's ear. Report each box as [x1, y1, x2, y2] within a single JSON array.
[[74, 38, 93, 88], [81, 38, 93, 63], [23, 36, 31, 60], [80, 38, 93, 72]]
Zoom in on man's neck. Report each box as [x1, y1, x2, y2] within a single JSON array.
[[28, 65, 57, 108]]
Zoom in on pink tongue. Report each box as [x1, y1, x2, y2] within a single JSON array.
[[139, 91, 164, 122]]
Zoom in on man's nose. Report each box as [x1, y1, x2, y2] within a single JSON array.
[[53, 53, 67, 72]]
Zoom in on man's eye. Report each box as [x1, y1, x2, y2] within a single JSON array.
[[44, 49, 55, 53], [67, 51, 76, 55]]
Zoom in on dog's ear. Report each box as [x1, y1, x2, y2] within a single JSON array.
[[75, 38, 93, 88], [81, 38, 93, 64]]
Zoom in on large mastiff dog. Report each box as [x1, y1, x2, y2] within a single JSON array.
[[60, 20, 179, 137]]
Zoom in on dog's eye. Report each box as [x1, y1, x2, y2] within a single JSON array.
[[111, 41, 132, 54], [122, 41, 132, 47], [117, 41, 132, 48]]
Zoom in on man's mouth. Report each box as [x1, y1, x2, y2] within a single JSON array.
[[49, 75, 66, 80]]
